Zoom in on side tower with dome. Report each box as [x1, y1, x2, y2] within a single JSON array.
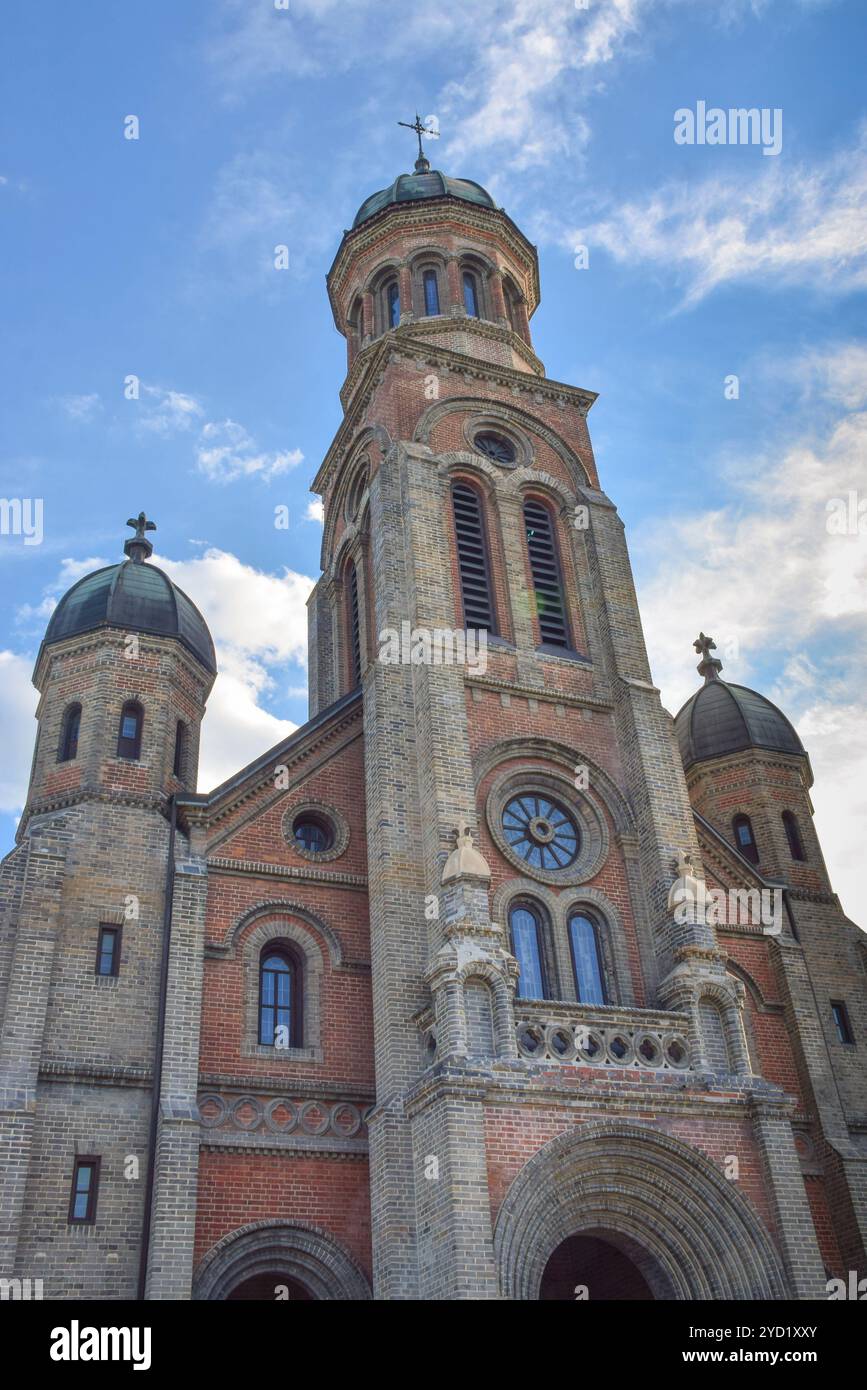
[[0, 514, 215, 1298]]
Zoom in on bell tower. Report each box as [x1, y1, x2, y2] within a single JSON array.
[[300, 122, 828, 1303]]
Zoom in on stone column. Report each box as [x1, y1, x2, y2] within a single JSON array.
[[750, 1098, 828, 1299]]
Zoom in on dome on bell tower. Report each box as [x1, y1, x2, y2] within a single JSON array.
[[352, 169, 498, 228], [674, 632, 804, 772], [40, 511, 216, 673]]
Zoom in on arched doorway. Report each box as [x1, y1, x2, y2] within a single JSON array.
[[494, 1121, 789, 1301], [226, 1272, 314, 1301], [192, 1221, 372, 1301], [540, 1232, 656, 1300]]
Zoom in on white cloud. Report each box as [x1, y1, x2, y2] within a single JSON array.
[[575, 128, 867, 306], [196, 419, 304, 484], [158, 547, 314, 790], [306, 499, 324, 524], [138, 385, 205, 436], [60, 393, 102, 423], [638, 343, 867, 921], [0, 652, 38, 813], [16, 556, 110, 628]]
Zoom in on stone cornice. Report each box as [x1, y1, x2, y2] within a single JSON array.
[[313, 336, 597, 496], [19, 787, 171, 842], [207, 855, 367, 891], [39, 1060, 153, 1088]]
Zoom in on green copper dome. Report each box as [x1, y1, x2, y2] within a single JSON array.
[[352, 169, 498, 228], [41, 515, 216, 673], [674, 678, 804, 772]]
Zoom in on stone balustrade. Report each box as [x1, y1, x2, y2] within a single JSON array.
[[514, 1000, 692, 1071]]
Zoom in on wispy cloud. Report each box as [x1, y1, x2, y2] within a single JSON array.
[[59, 392, 102, 423], [638, 341, 867, 920], [196, 419, 303, 484], [138, 385, 205, 436], [574, 127, 867, 307]]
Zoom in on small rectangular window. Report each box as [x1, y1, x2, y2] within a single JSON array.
[[68, 1157, 100, 1224], [96, 925, 121, 977], [831, 1000, 855, 1045]]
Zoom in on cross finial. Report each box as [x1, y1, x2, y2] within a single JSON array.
[[398, 113, 437, 173], [124, 510, 156, 564], [693, 631, 723, 683]]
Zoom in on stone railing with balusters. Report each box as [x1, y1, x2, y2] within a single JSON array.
[[514, 1000, 693, 1072]]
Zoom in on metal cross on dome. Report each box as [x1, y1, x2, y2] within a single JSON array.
[[124, 510, 156, 564], [126, 511, 156, 541], [693, 631, 716, 661], [398, 113, 438, 173], [693, 631, 723, 683]]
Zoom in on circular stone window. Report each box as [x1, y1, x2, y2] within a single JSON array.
[[474, 431, 516, 465], [502, 794, 579, 871], [283, 802, 349, 863], [486, 771, 609, 885]]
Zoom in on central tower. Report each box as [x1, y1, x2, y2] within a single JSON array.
[[304, 137, 826, 1300]]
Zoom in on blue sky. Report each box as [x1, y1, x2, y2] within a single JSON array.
[[1, 0, 865, 918]]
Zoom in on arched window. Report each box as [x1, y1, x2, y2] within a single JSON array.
[[733, 813, 759, 865], [347, 561, 362, 687], [568, 911, 606, 1005], [116, 701, 143, 761], [782, 810, 805, 861], [523, 497, 570, 648], [386, 279, 400, 329], [172, 721, 187, 780], [258, 947, 301, 1048], [509, 902, 547, 1000], [451, 481, 496, 633], [503, 277, 521, 333], [422, 268, 440, 316], [58, 703, 81, 762], [463, 270, 480, 318], [347, 295, 363, 355]]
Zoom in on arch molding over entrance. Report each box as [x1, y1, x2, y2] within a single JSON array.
[[494, 1121, 789, 1301], [192, 1220, 372, 1301]]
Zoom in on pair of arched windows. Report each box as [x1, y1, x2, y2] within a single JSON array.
[[509, 901, 607, 1005], [451, 482, 573, 648], [258, 944, 302, 1048], [732, 810, 806, 866]]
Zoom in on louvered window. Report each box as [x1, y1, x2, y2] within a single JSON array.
[[348, 563, 362, 687], [452, 483, 495, 633], [523, 498, 569, 648]]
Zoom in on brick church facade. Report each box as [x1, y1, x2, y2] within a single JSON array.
[[1, 145, 866, 1301]]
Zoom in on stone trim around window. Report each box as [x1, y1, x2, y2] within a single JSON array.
[[281, 800, 350, 864], [486, 768, 609, 887], [242, 917, 324, 1064]]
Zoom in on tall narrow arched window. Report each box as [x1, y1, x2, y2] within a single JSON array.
[[509, 902, 547, 1000], [386, 279, 400, 329], [347, 562, 362, 687], [58, 703, 81, 762], [422, 268, 440, 316], [451, 481, 496, 633], [523, 497, 570, 648], [733, 813, 759, 865], [463, 271, 480, 318], [782, 810, 805, 861], [348, 295, 363, 355], [503, 277, 521, 333], [173, 720, 187, 780], [568, 911, 606, 1005], [116, 701, 143, 761], [258, 947, 301, 1048]]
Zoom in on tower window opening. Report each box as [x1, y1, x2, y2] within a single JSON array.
[[451, 482, 496, 633], [463, 271, 480, 318], [258, 948, 301, 1048], [782, 810, 806, 861], [831, 999, 855, 1045], [59, 703, 82, 762], [116, 701, 143, 760], [523, 498, 570, 648], [173, 720, 187, 780], [386, 280, 400, 329], [422, 269, 440, 316], [732, 813, 759, 865], [348, 563, 362, 687]]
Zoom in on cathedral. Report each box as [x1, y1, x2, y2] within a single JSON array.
[[1, 136, 865, 1302]]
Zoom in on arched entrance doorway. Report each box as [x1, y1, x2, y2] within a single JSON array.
[[494, 1121, 789, 1301], [192, 1221, 372, 1301], [540, 1232, 655, 1300], [226, 1272, 314, 1301]]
